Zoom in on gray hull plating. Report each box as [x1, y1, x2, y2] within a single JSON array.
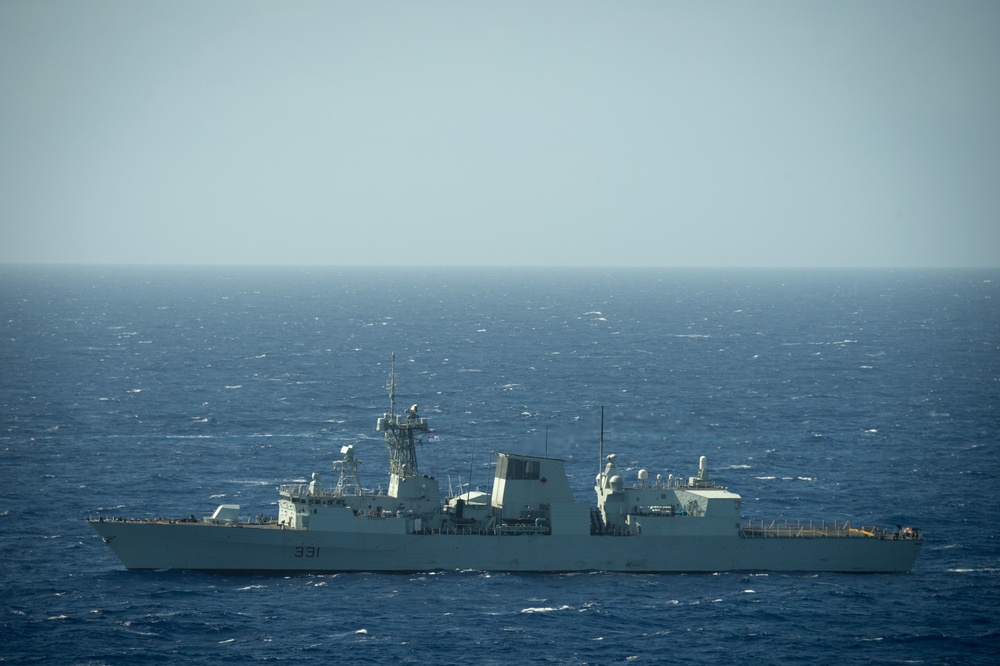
[[88, 520, 921, 573]]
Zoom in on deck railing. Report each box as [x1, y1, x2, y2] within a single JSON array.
[[740, 520, 920, 540]]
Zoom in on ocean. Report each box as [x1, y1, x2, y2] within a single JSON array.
[[1, 266, 998, 664]]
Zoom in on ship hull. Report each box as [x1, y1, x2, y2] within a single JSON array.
[[88, 521, 921, 573]]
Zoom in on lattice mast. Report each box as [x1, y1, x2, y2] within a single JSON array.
[[376, 354, 429, 479], [332, 445, 363, 496]]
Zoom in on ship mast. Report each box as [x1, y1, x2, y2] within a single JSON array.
[[599, 405, 604, 473], [377, 353, 429, 479]]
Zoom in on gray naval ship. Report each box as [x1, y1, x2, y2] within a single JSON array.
[[88, 362, 923, 573]]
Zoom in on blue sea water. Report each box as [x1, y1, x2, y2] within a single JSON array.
[[1, 265, 998, 665]]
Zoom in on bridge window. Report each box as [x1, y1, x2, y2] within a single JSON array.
[[501, 458, 540, 480]]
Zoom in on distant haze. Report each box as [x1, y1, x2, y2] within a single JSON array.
[[2, 1, 998, 268]]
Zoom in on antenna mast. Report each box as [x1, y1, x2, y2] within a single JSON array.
[[599, 406, 605, 472], [377, 353, 429, 478]]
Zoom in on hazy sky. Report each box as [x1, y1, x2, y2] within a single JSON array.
[[2, 1, 998, 268]]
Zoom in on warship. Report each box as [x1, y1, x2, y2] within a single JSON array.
[[88, 360, 923, 573]]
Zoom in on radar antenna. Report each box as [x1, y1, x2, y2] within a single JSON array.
[[376, 353, 430, 478], [332, 445, 363, 496]]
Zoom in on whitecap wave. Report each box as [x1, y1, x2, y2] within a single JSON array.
[[948, 567, 999, 573], [520, 605, 572, 614]]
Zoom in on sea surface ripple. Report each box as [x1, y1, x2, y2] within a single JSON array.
[[2, 266, 998, 664]]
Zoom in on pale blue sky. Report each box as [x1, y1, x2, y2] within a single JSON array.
[[2, 1, 998, 267]]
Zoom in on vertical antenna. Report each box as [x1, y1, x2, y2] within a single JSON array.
[[599, 406, 604, 472], [545, 426, 548, 457], [468, 449, 474, 496], [388, 352, 396, 417]]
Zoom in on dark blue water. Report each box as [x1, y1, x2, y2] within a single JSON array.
[[2, 266, 998, 664]]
